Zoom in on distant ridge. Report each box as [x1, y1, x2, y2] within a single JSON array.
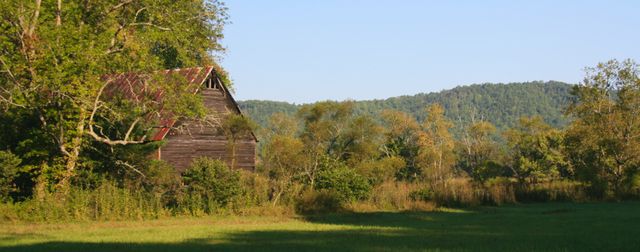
[[238, 81, 575, 133]]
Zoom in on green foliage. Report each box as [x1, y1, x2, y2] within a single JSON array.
[[220, 114, 257, 169], [514, 180, 587, 202], [0, 0, 229, 191], [140, 161, 182, 207], [239, 81, 574, 133], [417, 104, 456, 183], [182, 158, 241, 212], [0, 150, 21, 201], [566, 59, 640, 198], [409, 187, 434, 202], [316, 166, 372, 202], [355, 156, 405, 186], [504, 116, 570, 184], [0, 181, 169, 222], [456, 121, 504, 181], [380, 110, 422, 180], [295, 189, 343, 214]]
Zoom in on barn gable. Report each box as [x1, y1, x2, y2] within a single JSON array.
[[107, 66, 257, 172]]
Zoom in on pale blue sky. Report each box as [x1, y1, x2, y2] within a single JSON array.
[[221, 1, 640, 104]]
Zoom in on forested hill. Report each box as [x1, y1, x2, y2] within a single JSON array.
[[238, 81, 575, 132]]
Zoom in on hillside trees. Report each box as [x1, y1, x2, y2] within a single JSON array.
[[239, 81, 574, 132], [566, 59, 640, 197], [0, 0, 228, 191]]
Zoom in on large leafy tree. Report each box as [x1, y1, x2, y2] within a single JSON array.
[[456, 120, 503, 181], [0, 0, 228, 190], [566, 59, 640, 197], [504, 116, 569, 185], [261, 113, 305, 205], [380, 109, 421, 180], [417, 104, 456, 184]]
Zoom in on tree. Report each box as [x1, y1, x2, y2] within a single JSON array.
[[0, 150, 21, 201], [565, 59, 640, 197], [220, 114, 256, 169], [262, 113, 305, 206], [504, 116, 569, 185], [456, 120, 503, 181], [296, 101, 354, 186], [380, 109, 421, 180], [417, 104, 456, 184], [0, 0, 228, 190]]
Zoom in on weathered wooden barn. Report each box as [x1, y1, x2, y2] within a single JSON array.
[[108, 66, 257, 172]]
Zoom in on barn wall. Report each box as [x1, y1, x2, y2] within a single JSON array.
[[160, 85, 256, 172]]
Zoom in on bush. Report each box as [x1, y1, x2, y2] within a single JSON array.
[[235, 170, 271, 209], [140, 161, 183, 207], [515, 180, 586, 202], [0, 181, 169, 222], [429, 178, 483, 207], [409, 187, 434, 202], [351, 181, 435, 211], [483, 177, 516, 205], [0, 150, 21, 201], [181, 158, 242, 214], [295, 189, 343, 214], [355, 156, 405, 186], [315, 167, 371, 202]]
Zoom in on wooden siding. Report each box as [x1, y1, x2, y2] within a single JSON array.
[[159, 84, 256, 172]]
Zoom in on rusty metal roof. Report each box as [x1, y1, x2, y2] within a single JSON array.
[[103, 66, 214, 141]]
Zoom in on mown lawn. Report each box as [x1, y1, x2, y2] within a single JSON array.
[[1, 202, 639, 252]]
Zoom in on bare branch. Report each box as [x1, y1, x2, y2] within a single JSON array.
[[28, 0, 42, 37], [86, 78, 148, 146], [115, 160, 146, 178], [124, 117, 141, 141], [55, 0, 61, 26], [107, 0, 135, 14], [128, 22, 171, 31]]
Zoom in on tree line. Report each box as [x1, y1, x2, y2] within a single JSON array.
[[239, 81, 574, 134], [257, 60, 639, 210]]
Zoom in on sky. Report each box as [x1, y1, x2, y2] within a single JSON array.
[[220, 0, 640, 104]]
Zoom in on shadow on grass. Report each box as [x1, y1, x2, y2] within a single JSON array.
[[2, 203, 639, 252]]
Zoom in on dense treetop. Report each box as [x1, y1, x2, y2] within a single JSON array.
[[239, 81, 575, 135]]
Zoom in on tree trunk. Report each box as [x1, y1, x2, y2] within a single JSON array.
[[57, 110, 86, 193]]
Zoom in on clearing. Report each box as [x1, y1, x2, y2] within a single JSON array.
[[1, 202, 639, 251]]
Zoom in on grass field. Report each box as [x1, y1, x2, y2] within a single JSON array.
[[1, 202, 639, 252]]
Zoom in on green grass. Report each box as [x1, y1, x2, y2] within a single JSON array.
[[1, 202, 639, 251]]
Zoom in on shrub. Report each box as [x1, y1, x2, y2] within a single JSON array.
[[483, 177, 516, 205], [349, 181, 435, 211], [143, 161, 183, 207], [315, 167, 371, 202], [430, 178, 483, 207], [295, 189, 343, 214], [0, 150, 21, 201], [0, 181, 169, 222], [355, 156, 405, 186], [409, 187, 434, 202], [515, 180, 586, 202], [181, 158, 241, 213], [235, 170, 271, 209]]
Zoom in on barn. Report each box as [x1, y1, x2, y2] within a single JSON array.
[[108, 66, 257, 172]]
